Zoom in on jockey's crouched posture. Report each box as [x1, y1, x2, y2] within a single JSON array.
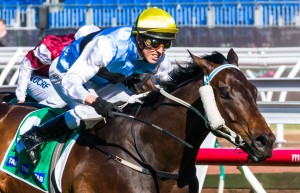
[[21, 7, 179, 165], [15, 25, 100, 108]]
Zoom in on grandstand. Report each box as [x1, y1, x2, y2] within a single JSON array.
[[0, 0, 299, 47], [0, 0, 299, 29]]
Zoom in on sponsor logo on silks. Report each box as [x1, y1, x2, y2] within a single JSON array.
[[52, 73, 61, 80], [20, 164, 29, 175], [6, 156, 18, 167], [30, 76, 50, 89], [34, 172, 45, 183]]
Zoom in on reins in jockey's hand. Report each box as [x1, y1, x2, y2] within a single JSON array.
[[92, 97, 122, 118]]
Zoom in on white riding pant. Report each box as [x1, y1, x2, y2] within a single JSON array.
[[27, 72, 66, 108], [49, 58, 137, 130]]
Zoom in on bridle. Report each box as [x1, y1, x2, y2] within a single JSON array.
[[81, 64, 246, 181], [160, 64, 245, 147]]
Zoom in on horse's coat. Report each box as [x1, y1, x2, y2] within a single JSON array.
[[0, 49, 275, 193]]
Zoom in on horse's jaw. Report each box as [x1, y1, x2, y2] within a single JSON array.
[[240, 134, 275, 163], [240, 144, 265, 163]]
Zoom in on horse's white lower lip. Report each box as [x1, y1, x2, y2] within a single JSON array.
[[242, 143, 262, 162], [249, 154, 260, 162]]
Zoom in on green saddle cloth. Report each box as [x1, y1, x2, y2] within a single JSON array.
[[0, 107, 76, 192]]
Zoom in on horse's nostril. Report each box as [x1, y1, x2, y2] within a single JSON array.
[[255, 136, 267, 148]]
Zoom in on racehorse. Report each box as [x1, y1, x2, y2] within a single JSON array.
[[0, 48, 275, 193]]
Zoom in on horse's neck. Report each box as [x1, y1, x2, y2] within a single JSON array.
[[139, 79, 208, 172]]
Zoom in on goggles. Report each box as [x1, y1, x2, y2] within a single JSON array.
[[141, 35, 172, 49]]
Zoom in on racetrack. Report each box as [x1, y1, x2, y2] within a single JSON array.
[[202, 129, 300, 192]]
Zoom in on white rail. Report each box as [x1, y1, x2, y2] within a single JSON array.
[[1, 47, 300, 86], [166, 47, 300, 67]]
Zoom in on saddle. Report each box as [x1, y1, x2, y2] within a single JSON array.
[[0, 108, 75, 192]]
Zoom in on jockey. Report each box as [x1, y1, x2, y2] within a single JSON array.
[[21, 7, 179, 165], [15, 25, 100, 108]]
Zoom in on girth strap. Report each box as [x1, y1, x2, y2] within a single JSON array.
[[80, 134, 179, 180]]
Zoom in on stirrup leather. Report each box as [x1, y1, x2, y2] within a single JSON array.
[[22, 134, 45, 152], [27, 148, 41, 166]]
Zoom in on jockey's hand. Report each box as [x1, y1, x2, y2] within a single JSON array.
[[91, 97, 122, 118]]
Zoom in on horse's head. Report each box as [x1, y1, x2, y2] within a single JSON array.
[[188, 48, 275, 162]]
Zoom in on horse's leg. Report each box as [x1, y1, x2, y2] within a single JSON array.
[[0, 172, 43, 193], [0, 172, 9, 193], [0, 105, 39, 193], [71, 177, 98, 193], [0, 172, 25, 193], [61, 150, 100, 193], [0, 172, 23, 193]]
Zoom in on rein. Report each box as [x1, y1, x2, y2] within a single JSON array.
[[113, 112, 193, 148], [160, 64, 245, 147], [80, 64, 245, 181]]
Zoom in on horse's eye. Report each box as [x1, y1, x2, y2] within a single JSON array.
[[218, 85, 232, 99], [221, 91, 231, 99]]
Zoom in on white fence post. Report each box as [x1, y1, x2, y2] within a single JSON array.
[[14, 6, 21, 28], [207, 5, 215, 29], [85, 6, 94, 25], [26, 5, 36, 28], [0, 48, 23, 86], [254, 4, 263, 28], [196, 133, 216, 193], [295, 11, 300, 27], [238, 166, 266, 193]]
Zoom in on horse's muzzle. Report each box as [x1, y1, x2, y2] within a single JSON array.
[[243, 133, 276, 162]]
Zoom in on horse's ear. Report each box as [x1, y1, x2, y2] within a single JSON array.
[[227, 48, 239, 66], [187, 49, 210, 73]]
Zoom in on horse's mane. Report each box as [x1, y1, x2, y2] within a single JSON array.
[[138, 51, 229, 107], [163, 50, 228, 89]]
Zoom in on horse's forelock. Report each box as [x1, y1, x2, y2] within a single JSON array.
[[202, 51, 228, 65]]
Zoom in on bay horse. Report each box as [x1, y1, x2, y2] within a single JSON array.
[[0, 48, 275, 193]]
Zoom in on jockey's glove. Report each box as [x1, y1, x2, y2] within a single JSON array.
[[91, 97, 122, 118]]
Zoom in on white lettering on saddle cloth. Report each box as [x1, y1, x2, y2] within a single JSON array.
[[34, 172, 45, 183], [7, 156, 18, 167]]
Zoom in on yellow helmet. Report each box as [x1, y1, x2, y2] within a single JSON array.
[[132, 7, 179, 40]]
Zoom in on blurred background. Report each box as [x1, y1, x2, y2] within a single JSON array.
[[0, 0, 300, 47], [1, 1, 300, 193]]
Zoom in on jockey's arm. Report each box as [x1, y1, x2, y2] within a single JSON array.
[[16, 38, 53, 103], [15, 57, 35, 102], [61, 36, 115, 105]]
